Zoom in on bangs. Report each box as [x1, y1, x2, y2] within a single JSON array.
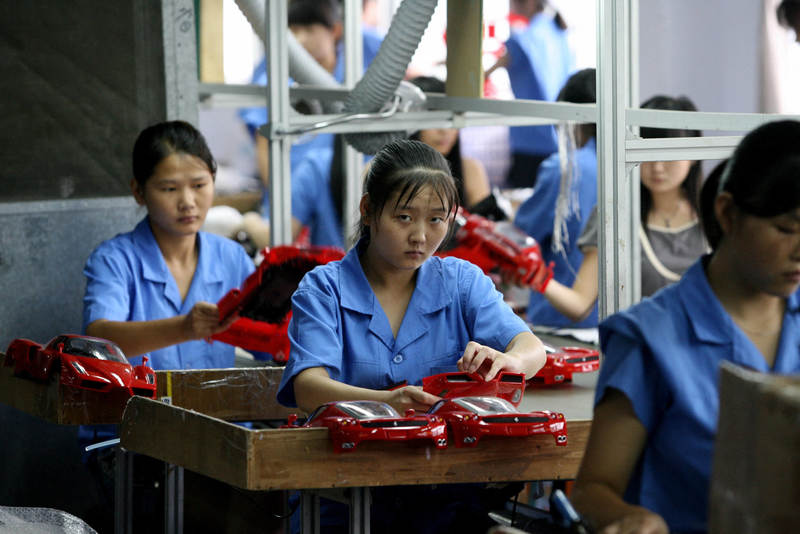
[[390, 167, 459, 216], [640, 126, 700, 139]]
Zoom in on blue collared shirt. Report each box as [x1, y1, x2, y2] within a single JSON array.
[[597, 257, 800, 533], [277, 240, 531, 407], [506, 12, 574, 157], [291, 145, 344, 248], [82, 217, 255, 370], [514, 137, 598, 327]]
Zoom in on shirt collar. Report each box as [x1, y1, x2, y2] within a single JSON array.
[[677, 256, 732, 345], [339, 239, 452, 315]]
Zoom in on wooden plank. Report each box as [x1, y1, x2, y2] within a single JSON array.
[[155, 367, 293, 421], [0, 353, 133, 425], [198, 0, 224, 83], [120, 396, 589, 492], [446, 0, 484, 98]]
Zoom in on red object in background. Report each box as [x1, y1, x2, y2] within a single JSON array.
[[212, 244, 344, 362], [429, 396, 567, 447], [5, 334, 156, 398], [422, 371, 526, 406], [529, 346, 600, 386], [284, 400, 448, 453], [436, 208, 554, 291]]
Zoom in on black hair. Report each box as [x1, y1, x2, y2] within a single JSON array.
[[699, 160, 728, 250], [407, 76, 467, 207], [639, 95, 703, 227], [558, 68, 596, 140], [777, 0, 800, 28], [701, 120, 800, 250], [358, 139, 459, 243], [511, 0, 567, 30], [288, 0, 341, 29], [131, 120, 216, 188]]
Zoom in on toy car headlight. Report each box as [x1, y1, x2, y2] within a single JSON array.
[[145, 373, 155, 384], [71, 361, 87, 375]]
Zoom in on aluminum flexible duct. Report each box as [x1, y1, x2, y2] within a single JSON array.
[[342, 0, 438, 153], [234, 0, 438, 153]]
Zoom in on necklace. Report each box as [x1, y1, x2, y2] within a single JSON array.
[[654, 202, 682, 228]]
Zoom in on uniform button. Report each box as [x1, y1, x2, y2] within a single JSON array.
[[393, 353, 404, 364]]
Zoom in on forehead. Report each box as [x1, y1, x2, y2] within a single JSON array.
[[390, 185, 448, 210], [151, 152, 211, 179]]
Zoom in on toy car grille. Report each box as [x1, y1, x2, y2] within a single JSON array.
[[565, 355, 599, 363], [488, 416, 549, 424], [361, 420, 428, 428], [80, 380, 106, 390], [132, 388, 154, 397]]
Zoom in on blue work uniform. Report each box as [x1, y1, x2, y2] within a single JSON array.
[[597, 257, 800, 533], [291, 146, 344, 248], [506, 12, 574, 163], [277, 239, 530, 407], [82, 217, 255, 370], [239, 29, 383, 217], [514, 138, 597, 328]]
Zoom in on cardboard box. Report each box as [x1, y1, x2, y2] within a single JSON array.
[[709, 362, 800, 533]]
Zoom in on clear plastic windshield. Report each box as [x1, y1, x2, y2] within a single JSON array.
[[452, 396, 516, 415], [51, 336, 128, 363], [337, 401, 401, 420]]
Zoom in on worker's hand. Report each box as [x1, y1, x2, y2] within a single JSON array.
[[458, 341, 524, 382], [500, 244, 554, 293], [385, 385, 441, 413], [182, 301, 237, 341], [599, 510, 669, 534]]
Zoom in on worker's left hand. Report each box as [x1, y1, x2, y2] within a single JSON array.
[[458, 341, 524, 381]]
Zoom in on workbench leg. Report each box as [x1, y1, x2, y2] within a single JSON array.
[[114, 448, 133, 534], [164, 463, 184, 534], [300, 490, 320, 534], [348, 487, 370, 534]]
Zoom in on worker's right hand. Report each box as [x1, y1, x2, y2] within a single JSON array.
[[385, 385, 441, 414], [599, 510, 669, 534], [182, 301, 237, 341], [505, 245, 554, 293]]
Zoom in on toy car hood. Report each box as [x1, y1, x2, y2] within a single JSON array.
[[422, 371, 526, 406]]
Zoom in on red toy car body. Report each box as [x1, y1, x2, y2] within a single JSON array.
[[436, 209, 553, 290], [428, 396, 567, 447], [4, 334, 156, 398], [422, 371, 526, 406], [286, 400, 448, 453], [530, 346, 600, 386], [212, 244, 344, 362]]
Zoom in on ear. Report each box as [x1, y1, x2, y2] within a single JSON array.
[[359, 194, 370, 222], [331, 21, 343, 43], [714, 191, 736, 236], [130, 178, 146, 206]]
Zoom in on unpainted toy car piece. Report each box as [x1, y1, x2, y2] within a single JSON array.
[[429, 396, 567, 447], [5, 334, 156, 398], [285, 400, 448, 453]]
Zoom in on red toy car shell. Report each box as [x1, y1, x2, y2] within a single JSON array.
[[428, 396, 567, 447], [285, 400, 448, 453], [422, 371, 526, 406], [5, 334, 156, 398], [212, 244, 344, 362], [530, 346, 600, 386]]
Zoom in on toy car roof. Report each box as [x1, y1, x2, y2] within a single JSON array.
[[422, 371, 526, 406]]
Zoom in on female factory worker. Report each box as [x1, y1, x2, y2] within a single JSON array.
[[514, 68, 597, 328], [83, 120, 254, 369], [277, 139, 547, 532], [571, 120, 800, 533], [409, 76, 492, 210], [538, 94, 707, 323]]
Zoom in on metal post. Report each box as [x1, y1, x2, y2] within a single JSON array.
[[267, 0, 293, 246], [162, 0, 199, 124], [597, 0, 634, 319], [627, 0, 641, 301], [348, 487, 370, 534], [300, 490, 321, 534], [114, 448, 133, 534], [164, 463, 184, 534], [343, 0, 364, 247]]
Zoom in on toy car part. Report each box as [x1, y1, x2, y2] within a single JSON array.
[[429, 396, 567, 447], [421, 371, 526, 406], [436, 208, 554, 292], [285, 400, 448, 453], [212, 244, 344, 362], [529, 346, 600, 386], [4, 334, 156, 398]]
